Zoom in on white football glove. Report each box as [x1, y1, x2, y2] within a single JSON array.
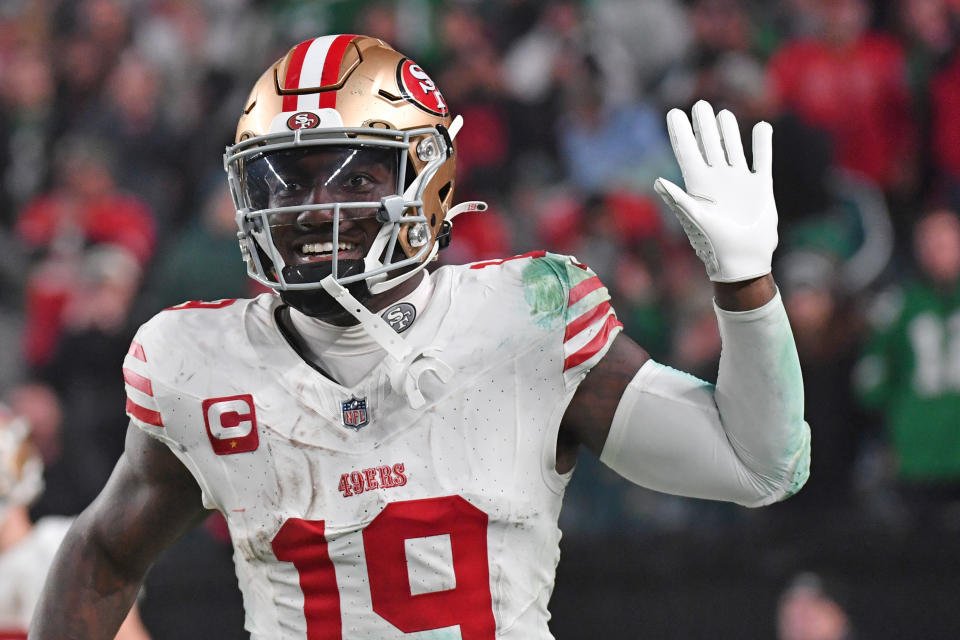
[[654, 100, 778, 283]]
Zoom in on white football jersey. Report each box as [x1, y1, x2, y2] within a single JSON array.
[[123, 252, 621, 640], [0, 516, 73, 633]]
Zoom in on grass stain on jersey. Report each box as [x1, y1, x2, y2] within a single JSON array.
[[521, 257, 566, 329]]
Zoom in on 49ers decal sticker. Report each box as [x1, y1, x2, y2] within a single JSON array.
[[396, 59, 448, 116], [286, 111, 321, 130]]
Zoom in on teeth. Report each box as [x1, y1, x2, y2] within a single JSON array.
[[300, 242, 356, 255]]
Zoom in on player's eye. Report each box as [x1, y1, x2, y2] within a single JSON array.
[[272, 175, 312, 200], [279, 182, 305, 193], [343, 173, 375, 192]]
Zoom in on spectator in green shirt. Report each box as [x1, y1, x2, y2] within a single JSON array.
[[856, 207, 960, 521]]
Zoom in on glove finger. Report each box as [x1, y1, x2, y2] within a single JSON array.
[[752, 121, 773, 175], [666, 108, 705, 178], [691, 100, 724, 167], [654, 177, 699, 217], [717, 109, 746, 167]]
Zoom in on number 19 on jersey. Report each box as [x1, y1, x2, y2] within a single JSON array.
[[271, 495, 497, 638]]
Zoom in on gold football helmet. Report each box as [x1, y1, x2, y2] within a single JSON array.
[[224, 35, 481, 306]]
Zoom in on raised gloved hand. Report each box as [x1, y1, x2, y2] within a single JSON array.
[[654, 100, 778, 283]]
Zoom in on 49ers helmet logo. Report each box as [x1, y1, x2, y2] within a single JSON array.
[[396, 59, 448, 117], [286, 111, 321, 130]]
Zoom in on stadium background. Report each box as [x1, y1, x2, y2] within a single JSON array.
[[3, 0, 960, 637]]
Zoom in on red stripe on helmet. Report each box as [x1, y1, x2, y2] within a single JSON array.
[[282, 38, 315, 111], [317, 34, 356, 109]]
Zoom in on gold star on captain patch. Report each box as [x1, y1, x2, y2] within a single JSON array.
[[230, 440, 237, 448]]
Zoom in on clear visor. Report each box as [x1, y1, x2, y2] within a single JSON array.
[[239, 145, 409, 287], [227, 129, 443, 290], [242, 145, 400, 218]]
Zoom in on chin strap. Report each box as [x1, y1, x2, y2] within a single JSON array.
[[320, 275, 412, 361], [319, 275, 452, 409], [312, 114, 483, 407]]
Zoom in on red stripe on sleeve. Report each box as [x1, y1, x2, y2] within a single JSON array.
[[318, 34, 355, 109], [469, 250, 547, 269], [282, 38, 315, 111], [564, 301, 612, 342], [567, 276, 602, 306], [123, 367, 154, 396], [563, 314, 623, 371], [128, 341, 146, 362], [126, 397, 164, 427]]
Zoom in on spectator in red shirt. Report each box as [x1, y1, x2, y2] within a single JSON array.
[[15, 136, 155, 368], [767, 0, 916, 192], [931, 49, 960, 201], [16, 136, 155, 263]]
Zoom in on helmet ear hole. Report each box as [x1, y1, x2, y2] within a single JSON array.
[[437, 181, 451, 203]]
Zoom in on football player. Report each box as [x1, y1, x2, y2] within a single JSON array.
[[31, 36, 809, 639], [0, 405, 150, 639]]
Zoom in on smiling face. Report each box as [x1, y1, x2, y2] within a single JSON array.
[[242, 145, 403, 321], [245, 146, 399, 270]]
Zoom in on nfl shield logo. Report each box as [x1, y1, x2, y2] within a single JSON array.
[[341, 397, 369, 430]]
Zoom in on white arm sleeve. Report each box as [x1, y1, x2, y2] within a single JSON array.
[[598, 291, 810, 507]]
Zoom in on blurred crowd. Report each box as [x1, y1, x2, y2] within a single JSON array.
[[2, 0, 960, 594]]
